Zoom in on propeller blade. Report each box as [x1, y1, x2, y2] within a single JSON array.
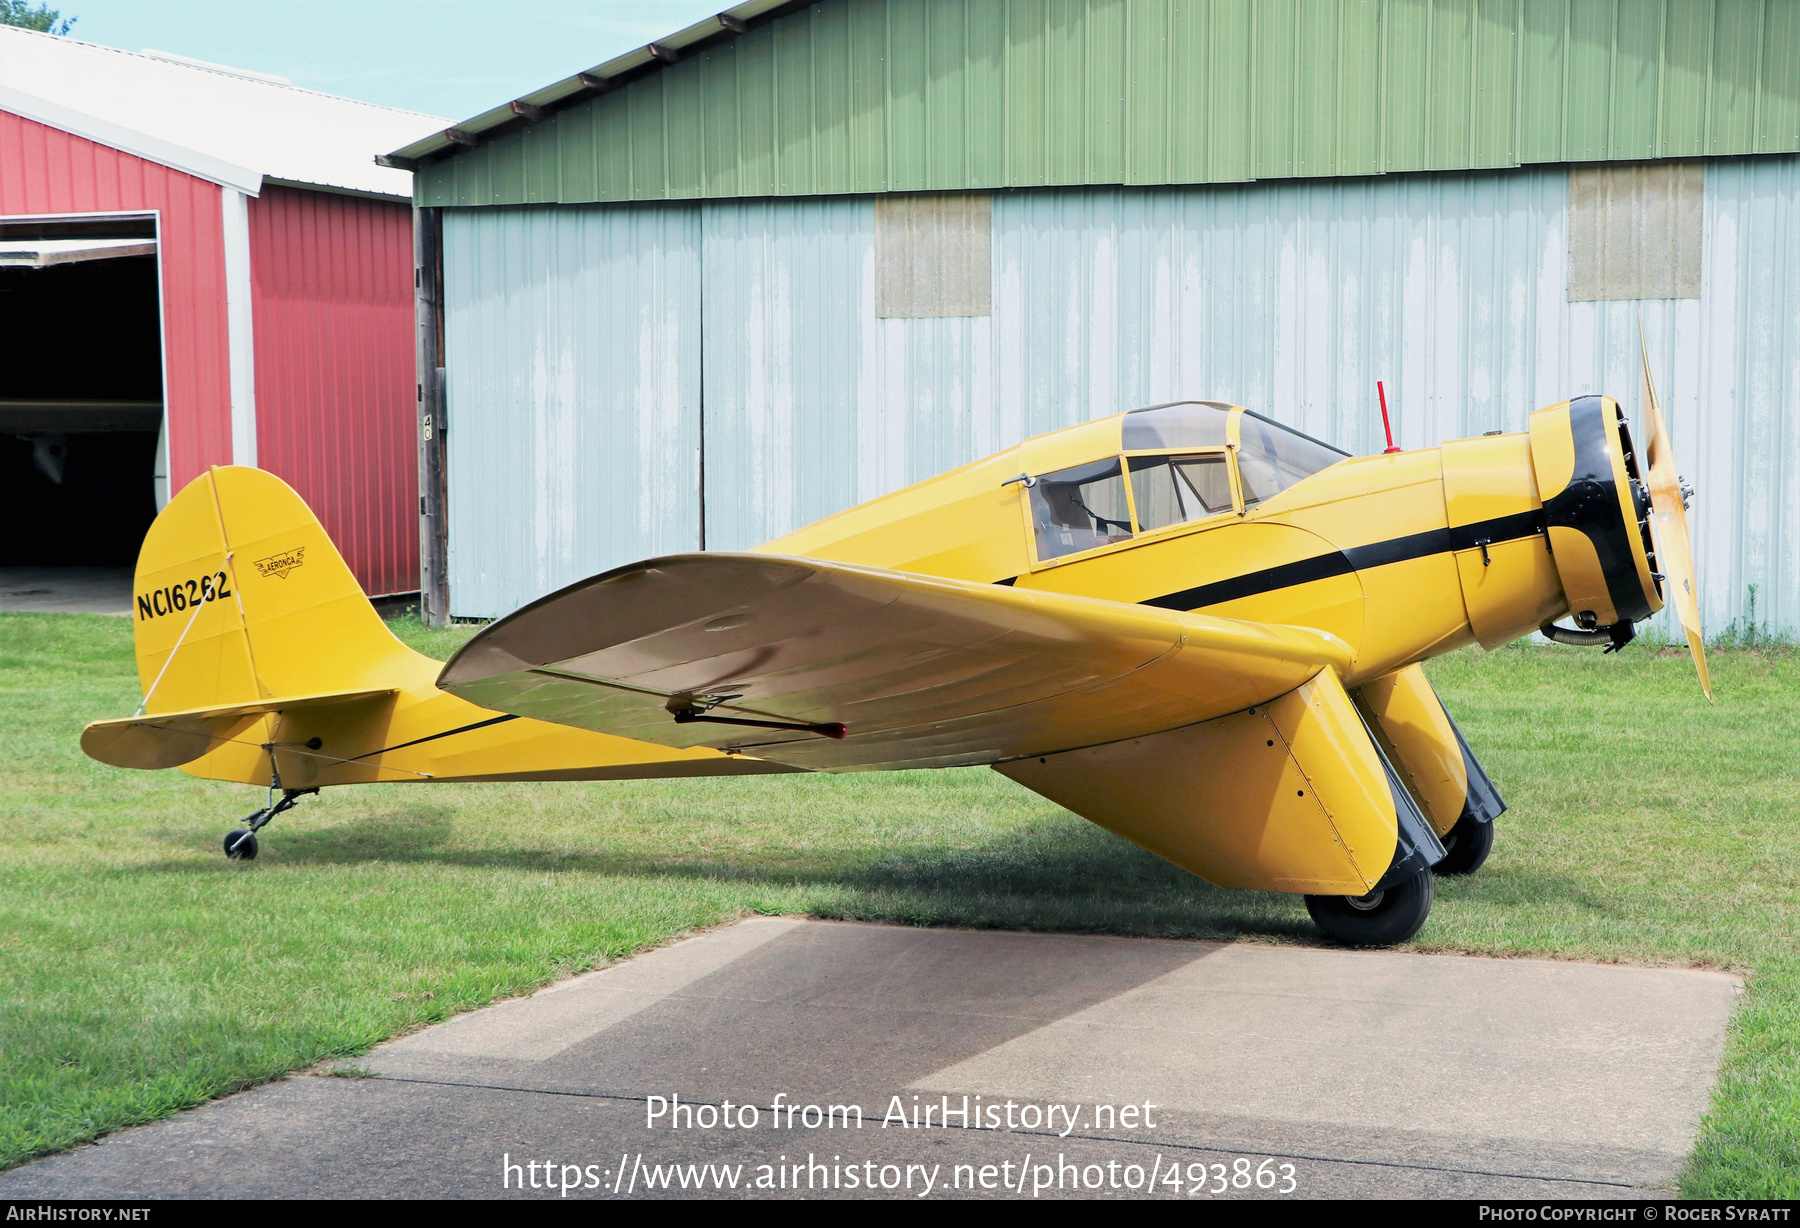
[[1639, 325, 1712, 701]]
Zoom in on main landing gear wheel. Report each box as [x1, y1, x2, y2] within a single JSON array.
[[223, 829, 259, 861], [1305, 869, 1433, 947], [1433, 814, 1494, 877]]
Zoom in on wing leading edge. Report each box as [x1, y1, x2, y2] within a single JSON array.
[[437, 553, 1353, 772]]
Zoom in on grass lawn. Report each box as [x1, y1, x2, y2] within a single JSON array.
[[0, 610, 1795, 1195]]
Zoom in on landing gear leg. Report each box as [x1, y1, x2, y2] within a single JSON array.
[[224, 784, 317, 861], [1305, 869, 1434, 946]]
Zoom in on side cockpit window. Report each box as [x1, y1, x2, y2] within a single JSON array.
[[1235, 412, 1348, 505], [1030, 458, 1134, 560], [1127, 454, 1233, 532]]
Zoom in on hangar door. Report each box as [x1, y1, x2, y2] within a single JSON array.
[[0, 212, 164, 568], [441, 204, 701, 619], [440, 198, 987, 618]]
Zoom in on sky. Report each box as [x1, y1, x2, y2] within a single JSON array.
[[37, 1, 730, 121]]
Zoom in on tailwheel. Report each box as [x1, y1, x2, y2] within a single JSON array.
[[1305, 869, 1433, 947], [221, 786, 316, 860], [1433, 814, 1494, 876]]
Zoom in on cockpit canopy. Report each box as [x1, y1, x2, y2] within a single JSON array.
[[1120, 400, 1235, 450], [1028, 401, 1348, 563]]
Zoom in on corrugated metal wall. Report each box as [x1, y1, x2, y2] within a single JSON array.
[[442, 204, 702, 617], [1700, 156, 1800, 640], [418, 0, 1800, 208], [248, 186, 419, 597], [0, 109, 233, 488], [442, 154, 1799, 634]]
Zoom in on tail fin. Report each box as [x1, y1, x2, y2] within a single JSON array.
[[85, 466, 434, 774], [128, 465, 422, 709]]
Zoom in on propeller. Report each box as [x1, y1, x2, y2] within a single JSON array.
[[1639, 325, 1711, 701]]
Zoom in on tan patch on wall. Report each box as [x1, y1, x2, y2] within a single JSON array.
[[875, 193, 992, 318], [1568, 161, 1703, 301]]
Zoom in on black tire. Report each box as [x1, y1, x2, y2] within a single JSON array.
[[1305, 869, 1433, 946], [1433, 814, 1494, 876], [224, 830, 259, 861]]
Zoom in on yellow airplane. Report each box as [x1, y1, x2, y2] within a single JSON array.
[[82, 342, 1708, 946]]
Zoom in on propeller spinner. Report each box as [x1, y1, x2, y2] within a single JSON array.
[[1639, 327, 1712, 701]]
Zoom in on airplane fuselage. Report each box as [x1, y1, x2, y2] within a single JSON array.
[[764, 400, 1660, 690]]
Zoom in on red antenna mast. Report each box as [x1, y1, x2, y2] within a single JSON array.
[[1378, 381, 1402, 454]]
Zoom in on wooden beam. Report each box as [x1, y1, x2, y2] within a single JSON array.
[[576, 71, 613, 92], [413, 207, 451, 626], [718, 12, 750, 32], [509, 100, 547, 122], [442, 128, 481, 147], [645, 42, 679, 63]]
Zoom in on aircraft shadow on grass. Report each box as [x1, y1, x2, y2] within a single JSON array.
[[133, 803, 1614, 941]]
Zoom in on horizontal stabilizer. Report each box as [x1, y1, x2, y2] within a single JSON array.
[[81, 688, 397, 770]]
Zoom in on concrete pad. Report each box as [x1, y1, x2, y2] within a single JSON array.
[[392, 916, 804, 1062], [0, 920, 1741, 1200], [0, 566, 132, 615], [919, 944, 1737, 1170]]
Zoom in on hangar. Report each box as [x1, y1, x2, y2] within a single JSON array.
[[0, 26, 444, 597], [385, 0, 1800, 634]]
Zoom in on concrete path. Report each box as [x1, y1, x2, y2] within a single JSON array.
[[0, 567, 132, 616], [0, 919, 1741, 1200]]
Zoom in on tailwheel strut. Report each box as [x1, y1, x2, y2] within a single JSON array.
[[224, 780, 318, 861]]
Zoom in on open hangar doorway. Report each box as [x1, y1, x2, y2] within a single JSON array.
[[0, 213, 163, 609]]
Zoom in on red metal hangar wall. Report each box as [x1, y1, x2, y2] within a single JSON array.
[[247, 186, 419, 597], [0, 27, 444, 596]]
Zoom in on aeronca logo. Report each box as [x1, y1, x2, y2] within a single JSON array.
[[254, 546, 307, 580]]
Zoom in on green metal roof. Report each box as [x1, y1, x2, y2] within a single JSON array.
[[396, 0, 1800, 208]]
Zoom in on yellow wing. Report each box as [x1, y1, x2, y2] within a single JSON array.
[[437, 553, 1353, 772]]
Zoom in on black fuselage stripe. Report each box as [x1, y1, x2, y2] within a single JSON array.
[[350, 713, 521, 761], [1140, 509, 1547, 612], [1141, 553, 1353, 610]]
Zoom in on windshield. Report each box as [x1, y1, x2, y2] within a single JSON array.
[[1235, 412, 1347, 504], [1030, 457, 1134, 560]]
